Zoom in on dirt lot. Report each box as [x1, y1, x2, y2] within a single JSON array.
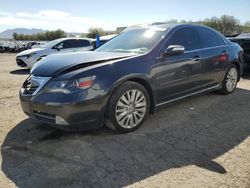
[[0, 53, 250, 188]]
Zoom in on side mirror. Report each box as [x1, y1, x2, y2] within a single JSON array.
[[164, 45, 185, 56]]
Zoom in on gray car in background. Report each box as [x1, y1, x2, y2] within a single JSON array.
[[229, 33, 250, 72]]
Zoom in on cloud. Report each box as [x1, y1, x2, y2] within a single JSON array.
[[0, 12, 11, 17], [0, 10, 118, 33], [39, 10, 71, 18]]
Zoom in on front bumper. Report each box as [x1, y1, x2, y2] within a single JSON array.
[[16, 55, 36, 69], [19, 91, 108, 131]]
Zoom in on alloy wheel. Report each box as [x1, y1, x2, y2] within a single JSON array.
[[226, 67, 238, 92], [115, 89, 147, 129]]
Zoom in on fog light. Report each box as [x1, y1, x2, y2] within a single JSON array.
[[56, 116, 68, 125]]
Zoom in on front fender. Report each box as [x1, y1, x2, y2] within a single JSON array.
[[109, 73, 153, 93], [105, 73, 156, 114]]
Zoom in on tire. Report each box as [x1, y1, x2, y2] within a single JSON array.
[[217, 65, 239, 95], [106, 81, 150, 133]]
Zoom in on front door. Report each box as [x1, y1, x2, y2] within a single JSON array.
[[155, 27, 203, 104]]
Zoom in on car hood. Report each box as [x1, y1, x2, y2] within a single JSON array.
[[31, 51, 136, 77], [17, 48, 45, 56]]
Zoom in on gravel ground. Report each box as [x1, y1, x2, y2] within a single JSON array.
[[0, 53, 250, 188]]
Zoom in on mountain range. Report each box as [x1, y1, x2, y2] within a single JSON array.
[[0, 28, 45, 39]]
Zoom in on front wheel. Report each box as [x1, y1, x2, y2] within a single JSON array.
[[218, 65, 239, 94], [106, 81, 150, 133]]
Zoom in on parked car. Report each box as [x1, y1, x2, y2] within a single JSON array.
[[25, 41, 43, 50], [3, 41, 11, 52], [16, 38, 94, 68], [0, 41, 5, 52], [229, 33, 250, 72], [15, 42, 28, 53], [19, 24, 243, 133], [31, 42, 47, 49], [0, 40, 28, 53]]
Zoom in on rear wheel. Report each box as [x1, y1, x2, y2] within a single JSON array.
[[106, 81, 150, 133], [218, 65, 239, 94]]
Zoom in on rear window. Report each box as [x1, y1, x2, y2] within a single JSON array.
[[197, 27, 225, 48]]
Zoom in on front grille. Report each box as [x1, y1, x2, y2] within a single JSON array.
[[16, 58, 27, 67], [33, 111, 55, 123], [21, 76, 51, 96], [25, 86, 38, 95]]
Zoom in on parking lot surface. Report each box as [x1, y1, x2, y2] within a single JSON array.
[[0, 53, 250, 188]]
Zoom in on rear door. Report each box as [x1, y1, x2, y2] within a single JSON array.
[[156, 27, 203, 103], [196, 27, 228, 88]]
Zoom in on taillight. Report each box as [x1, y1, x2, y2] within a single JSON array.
[[218, 53, 228, 62]]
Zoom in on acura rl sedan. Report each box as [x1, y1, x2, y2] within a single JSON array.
[[19, 24, 244, 133], [16, 38, 94, 68]]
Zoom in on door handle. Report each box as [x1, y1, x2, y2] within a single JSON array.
[[193, 56, 200, 61]]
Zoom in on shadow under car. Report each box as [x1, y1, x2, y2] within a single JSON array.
[[2, 88, 250, 187]]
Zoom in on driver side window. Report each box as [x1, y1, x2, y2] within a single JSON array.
[[54, 40, 74, 49], [167, 27, 201, 51], [56, 42, 64, 49]]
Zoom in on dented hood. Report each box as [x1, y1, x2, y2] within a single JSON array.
[[31, 51, 134, 77]]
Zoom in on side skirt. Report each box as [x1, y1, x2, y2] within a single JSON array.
[[156, 84, 221, 108]]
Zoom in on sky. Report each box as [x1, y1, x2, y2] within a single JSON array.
[[0, 0, 250, 33]]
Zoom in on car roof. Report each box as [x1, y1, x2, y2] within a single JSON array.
[[236, 33, 250, 39], [122, 23, 227, 43], [123, 23, 207, 33], [58, 37, 94, 42]]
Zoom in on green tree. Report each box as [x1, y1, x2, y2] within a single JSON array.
[[19, 34, 24, 40], [179, 20, 187, 23], [13, 29, 66, 41], [13, 32, 18, 40], [86, 28, 107, 39], [203, 16, 220, 31], [246, 21, 250, 27], [203, 15, 241, 36], [220, 15, 241, 35], [165, 19, 178, 24]]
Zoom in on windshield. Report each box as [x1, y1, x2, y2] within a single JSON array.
[[41, 38, 64, 48], [96, 28, 166, 54]]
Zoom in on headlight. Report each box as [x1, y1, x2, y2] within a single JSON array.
[[27, 53, 36, 58], [44, 76, 96, 94]]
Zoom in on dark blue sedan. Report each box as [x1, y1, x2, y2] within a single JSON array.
[[19, 23, 244, 133]]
